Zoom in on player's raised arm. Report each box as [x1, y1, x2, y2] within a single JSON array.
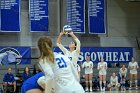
[[68, 32, 81, 53], [57, 32, 67, 54]]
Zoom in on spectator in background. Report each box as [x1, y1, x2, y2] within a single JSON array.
[[3, 67, 16, 92], [81, 56, 93, 92], [119, 64, 127, 91], [128, 57, 139, 89], [22, 67, 32, 82], [108, 73, 120, 91]]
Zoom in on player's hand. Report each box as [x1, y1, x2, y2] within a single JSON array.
[[68, 31, 74, 36], [60, 31, 66, 36], [51, 88, 55, 93]]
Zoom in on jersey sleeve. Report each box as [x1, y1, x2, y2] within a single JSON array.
[[69, 59, 79, 81], [125, 68, 128, 77], [105, 62, 108, 69], [39, 59, 54, 80], [97, 63, 100, 70], [74, 38, 81, 53], [128, 62, 130, 69], [82, 62, 85, 68], [136, 62, 139, 69], [90, 61, 93, 68], [116, 76, 119, 84], [110, 76, 112, 85], [57, 43, 67, 54], [37, 76, 46, 89]]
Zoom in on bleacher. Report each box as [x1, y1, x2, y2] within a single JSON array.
[[0, 63, 139, 92]]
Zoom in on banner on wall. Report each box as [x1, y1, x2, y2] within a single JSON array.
[[54, 47, 133, 63], [29, 0, 49, 32], [0, 0, 20, 32], [0, 47, 31, 65], [67, 0, 85, 33], [88, 0, 106, 34]]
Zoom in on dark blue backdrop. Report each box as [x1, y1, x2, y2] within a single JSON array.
[[54, 47, 133, 63]]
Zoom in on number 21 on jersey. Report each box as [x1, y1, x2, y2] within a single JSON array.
[[56, 57, 67, 68]]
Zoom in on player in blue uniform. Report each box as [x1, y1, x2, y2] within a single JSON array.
[[21, 72, 45, 93]]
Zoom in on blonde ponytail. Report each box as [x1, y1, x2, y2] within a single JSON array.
[[38, 36, 55, 64]]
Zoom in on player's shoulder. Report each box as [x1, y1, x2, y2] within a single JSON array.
[[54, 52, 67, 59]]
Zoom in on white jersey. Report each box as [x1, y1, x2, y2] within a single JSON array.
[[128, 61, 139, 74], [57, 38, 80, 69], [97, 62, 107, 75], [110, 76, 119, 85], [82, 61, 93, 74], [119, 68, 127, 77], [39, 53, 84, 93]]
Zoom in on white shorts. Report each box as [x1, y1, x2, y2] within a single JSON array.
[[85, 71, 93, 75], [99, 71, 107, 75], [56, 81, 85, 93], [130, 70, 137, 74]]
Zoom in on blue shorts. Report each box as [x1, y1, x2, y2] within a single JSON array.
[[21, 83, 36, 93]]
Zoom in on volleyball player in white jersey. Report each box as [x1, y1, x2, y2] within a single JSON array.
[[38, 36, 85, 93], [119, 64, 127, 90], [57, 25, 81, 81], [97, 57, 107, 91], [108, 73, 120, 91], [81, 56, 93, 92], [128, 57, 139, 89]]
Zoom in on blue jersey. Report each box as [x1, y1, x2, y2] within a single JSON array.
[[21, 72, 44, 93], [3, 73, 15, 82], [22, 72, 32, 82]]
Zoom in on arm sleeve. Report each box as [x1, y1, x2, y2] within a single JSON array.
[[82, 62, 85, 68], [105, 62, 108, 69], [22, 73, 25, 81], [37, 76, 46, 89], [11, 74, 15, 82], [110, 77, 112, 85], [39, 59, 54, 81], [57, 43, 67, 54], [116, 76, 118, 84], [125, 68, 127, 77], [136, 62, 139, 69], [74, 38, 81, 53], [91, 62, 93, 68], [128, 62, 130, 69], [3, 74, 7, 82], [69, 60, 79, 81]]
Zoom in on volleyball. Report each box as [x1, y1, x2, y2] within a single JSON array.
[[63, 25, 72, 33]]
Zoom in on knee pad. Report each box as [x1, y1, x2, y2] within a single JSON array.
[[135, 80, 137, 83], [103, 81, 106, 84], [89, 80, 92, 83], [85, 81, 88, 83], [37, 76, 46, 86]]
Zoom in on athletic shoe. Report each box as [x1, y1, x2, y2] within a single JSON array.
[[85, 87, 89, 92], [100, 88, 103, 92], [103, 87, 105, 91], [90, 87, 92, 92], [135, 86, 138, 89]]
